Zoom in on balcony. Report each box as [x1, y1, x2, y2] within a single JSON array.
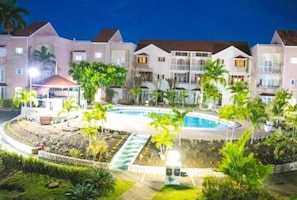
[[170, 64, 190, 71], [261, 66, 281, 73], [190, 64, 204, 71]]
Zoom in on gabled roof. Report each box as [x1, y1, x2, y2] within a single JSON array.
[[92, 29, 118, 42], [34, 75, 78, 87], [12, 22, 48, 36], [135, 40, 251, 55], [276, 30, 297, 46]]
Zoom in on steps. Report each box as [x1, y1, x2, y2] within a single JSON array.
[[110, 133, 150, 171]]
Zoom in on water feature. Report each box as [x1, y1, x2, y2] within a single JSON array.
[[110, 133, 150, 170]]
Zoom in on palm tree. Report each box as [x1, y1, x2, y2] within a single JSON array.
[[201, 59, 228, 109], [179, 90, 188, 108], [164, 89, 176, 107], [57, 98, 79, 127], [32, 45, 56, 73], [12, 89, 37, 108], [81, 111, 98, 145], [0, 0, 29, 34], [203, 82, 220, 110], [129, 85, 142, 105], [172, 108, 190, 146], [86, 139, 108, 161], [247, 98, 267, 144], [93, 103, 113, 135], [228, 81, 249, 106], [151, 89, 160, 106]]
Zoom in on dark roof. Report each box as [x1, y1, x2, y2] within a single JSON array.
[[135, 40, 251, 55], [12, 22, 48, 36], [277, 30, 297, 46], [34, 75, 78, 87], [92, 29, 118, 42]]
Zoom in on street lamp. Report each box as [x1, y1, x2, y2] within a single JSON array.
[[29, 68, 39, 109]]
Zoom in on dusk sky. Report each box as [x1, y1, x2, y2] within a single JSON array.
[[18, 0, 297, 47]]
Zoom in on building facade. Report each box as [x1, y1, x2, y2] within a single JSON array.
[[251, 30, 297, 104], [0, 22, 136, 103]]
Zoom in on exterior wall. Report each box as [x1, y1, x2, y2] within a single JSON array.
[[0, 24, 136, 100], [283, 46, 297, 103], [213, 46, 252, 106]]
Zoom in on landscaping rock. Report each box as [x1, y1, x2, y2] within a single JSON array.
[[47, 182, 59, 189]]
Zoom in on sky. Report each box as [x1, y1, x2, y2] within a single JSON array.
[[18, 0, 297, 47]]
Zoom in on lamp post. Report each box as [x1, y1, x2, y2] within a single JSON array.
[[165, 150, 181, 185], [29, 68, 39, 109]]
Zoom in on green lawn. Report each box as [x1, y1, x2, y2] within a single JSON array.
[[0, 171, 135, 200], [153, 185, 204, 200]]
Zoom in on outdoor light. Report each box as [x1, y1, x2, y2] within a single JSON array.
[[29, 67, 40, 109], [167, 149, 180, 162], [165, 149, 181, 185]]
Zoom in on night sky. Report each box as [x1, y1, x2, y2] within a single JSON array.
[[18, 0, 297, 47]]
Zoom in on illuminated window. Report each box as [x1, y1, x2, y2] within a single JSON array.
[[0, 66, 4, 82], [235, 59, 246, 67], [230, 75, 244, 85], [15, 47, 23, 54], [94, 52, 102, 58], [0, 47, 6, 57], [137, 56, 147, 64]]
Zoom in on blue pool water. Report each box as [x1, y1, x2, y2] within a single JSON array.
[[110, 108, 228, 129]]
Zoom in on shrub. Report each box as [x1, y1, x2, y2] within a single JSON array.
[[202, 176, 280, 200]]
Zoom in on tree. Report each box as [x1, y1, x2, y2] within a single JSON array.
[[179, 90, 188, 108], [32, 45, 56, 72], [228, 81, 249, 106], [219, 129, 274, 189], [12, 89, 37, 108], [86, 139, 108, 161], [0, 0, 29, 34], [57, 98, 79, 127], [81, 110, 99, 145], [269, 89, 292, 127], [247, 98, 267, 144], [164, 89, 176, 107], [129, 85, 142, 105], [201, 59, 228, 109], [93, 102, 113, 135], [203, 82, 220, 110], [69, 61, 127, 104], [148, 112, 176, 157], [172, 108, 190, 146]]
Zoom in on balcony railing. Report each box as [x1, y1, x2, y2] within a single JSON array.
[[260, 65, 281, 73], [171, 64, 190, 71], [257, 84, 279, 89], [190, 65, 204, 71]]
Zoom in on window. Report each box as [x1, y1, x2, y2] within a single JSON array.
[[137, 56, 147, 64], [198, 59, 206, 65], [234, 59, 246, 67], [16, 68, 23, 75], [175, 52, 188, 56], [291, 80, 297, 85], [0, 66, 4, 82], [196, 52, 209, 57], [72, 51, 86, 61], [261, 96, 273, 104], [0, 87, 6, 99], [158, 57, 165, 62], [0, 47, 6, 57], [263, 60, 273, 72], [290, 57, 297, 64], [230, 75, 244, 85], [94, 52, 102, 58], [15, 47, 24, 54]]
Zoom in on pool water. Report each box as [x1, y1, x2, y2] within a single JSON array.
[[110, 108, 227, 129]]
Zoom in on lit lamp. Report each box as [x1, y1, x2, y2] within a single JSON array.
[[165, 150, 181, 185], [29, 68, 39, 109]]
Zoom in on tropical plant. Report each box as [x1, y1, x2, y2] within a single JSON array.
[[65, 180, 97, 200], [203, 82, 220, 109], [86, 139, 108, 161], [284, 104, 297, 134], [179, 90, 188, 108], [0, 0, 29, 34], [269, 89, 292, 127], [12, 89, 38, 108], [129, 85, 142, 105], [148, 112, 176, 156], [151, 89, 161, 106], [88, 167, 115, 196], [105, 87, 117, 103], [32, 45, 56, 73], [81, 111, 99, 145], [93, 103, 113, 135], [164, 89, 176, 107], [219, 128, 274, 189], [57, 98, 79, 127], [247, 98, 267, 144], [228, 81, 249, 106], [201, 59, 228, 109], [172, 108, 190, 146], [69, 61, 127, 104]]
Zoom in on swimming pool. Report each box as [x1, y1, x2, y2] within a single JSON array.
[[110, 107, 228, 130]]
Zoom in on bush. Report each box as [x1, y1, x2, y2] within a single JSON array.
[[202, 176, 281, 200]]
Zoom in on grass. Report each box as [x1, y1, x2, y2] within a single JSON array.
[[152, 185, 204, 200], [0, 171, 135, 200]]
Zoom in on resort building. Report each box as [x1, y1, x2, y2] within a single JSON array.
[[251, 30, 297, 104], [0, 22, 136, 105], [133, 40, 251, 106]]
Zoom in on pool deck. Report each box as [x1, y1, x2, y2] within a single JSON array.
[[101, 106, 274, 141]]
